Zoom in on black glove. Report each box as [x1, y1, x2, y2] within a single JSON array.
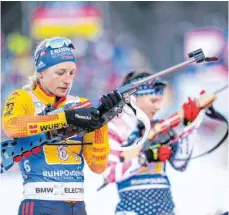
[[65, 107, 102, 131], [98, 90, 122, 115]]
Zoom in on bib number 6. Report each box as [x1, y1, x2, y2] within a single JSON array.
[[57, 145, 69, 161]]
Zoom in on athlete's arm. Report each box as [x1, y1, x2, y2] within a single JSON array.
[[102, 124, 144, 183], [2, 89, 68, 138], [82, 124, 110, 174]]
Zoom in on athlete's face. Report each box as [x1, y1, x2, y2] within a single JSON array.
[[38, 62, 77, 97], [136, 94, 164, 120]]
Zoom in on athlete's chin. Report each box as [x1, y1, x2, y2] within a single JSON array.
[[150, 112, 155, 120], [146, 113, 153, 120], [56, 89, 68, 97]]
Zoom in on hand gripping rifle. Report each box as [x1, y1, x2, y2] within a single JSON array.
[[0, 49, 218, 173], [148, 84, 228, 140]]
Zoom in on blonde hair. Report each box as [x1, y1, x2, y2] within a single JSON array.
[[23, 39, 49, 91]]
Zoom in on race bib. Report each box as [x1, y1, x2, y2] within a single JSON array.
[[43, 140, 83, 165]]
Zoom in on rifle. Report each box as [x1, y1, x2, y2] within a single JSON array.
[[97, 84, 228, 191], [0, 49, 217, 173]]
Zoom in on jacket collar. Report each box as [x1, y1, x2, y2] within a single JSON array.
[[33, 84, 67, 108]]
